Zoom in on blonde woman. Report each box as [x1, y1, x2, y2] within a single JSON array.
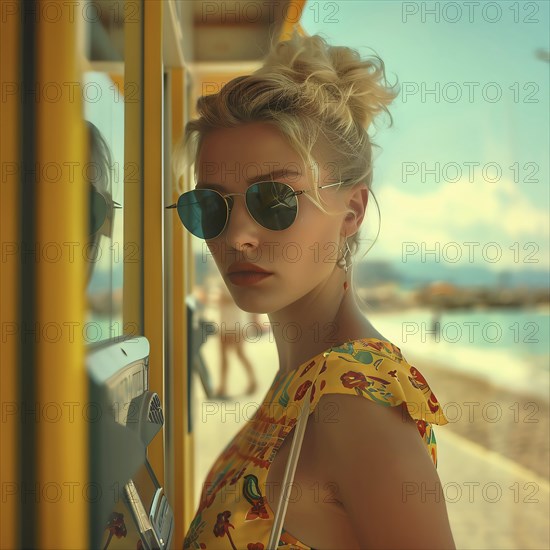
[[172, 32, 455, 550]]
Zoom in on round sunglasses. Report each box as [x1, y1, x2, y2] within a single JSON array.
[[166, 180, 346, 240], [89, 186, 122, 236]]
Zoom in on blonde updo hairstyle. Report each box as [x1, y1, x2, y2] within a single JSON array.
[[174, 30, 399, 306]]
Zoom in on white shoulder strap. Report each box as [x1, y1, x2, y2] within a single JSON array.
[[266, 382, 314, 550]]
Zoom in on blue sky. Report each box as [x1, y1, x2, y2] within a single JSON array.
[[301, 0, 549, 270]]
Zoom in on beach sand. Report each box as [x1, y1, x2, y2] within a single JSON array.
[[406, 353, 550, 480]]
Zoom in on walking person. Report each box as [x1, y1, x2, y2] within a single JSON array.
[[214, 281, 258, 398]]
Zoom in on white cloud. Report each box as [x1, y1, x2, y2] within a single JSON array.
[[364, 177, 549, 269]]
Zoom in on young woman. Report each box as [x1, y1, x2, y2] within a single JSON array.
[[173, 32, 455, 550]]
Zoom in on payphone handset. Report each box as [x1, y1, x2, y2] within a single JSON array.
[[86, 335, 173, 550]]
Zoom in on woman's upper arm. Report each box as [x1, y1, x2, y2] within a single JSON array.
[[315, 393, 456, 550]]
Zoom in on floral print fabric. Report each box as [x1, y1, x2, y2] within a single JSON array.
[[183, 338, 449, 549]]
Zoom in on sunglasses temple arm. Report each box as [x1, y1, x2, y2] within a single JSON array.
[[318, 181, 346, 190], [165, 204, 178, 209]]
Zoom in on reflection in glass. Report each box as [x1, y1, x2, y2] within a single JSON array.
[[84, 72, 124, 344]]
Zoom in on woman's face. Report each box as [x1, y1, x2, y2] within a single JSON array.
[[196, 122, 354, 314]]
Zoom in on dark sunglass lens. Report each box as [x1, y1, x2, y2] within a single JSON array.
[[177, 189, 227, 239], [247, 182, 298, 230], [89, 186, 107, 236]]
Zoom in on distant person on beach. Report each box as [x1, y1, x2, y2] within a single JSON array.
[[431, 305, 442, 340]]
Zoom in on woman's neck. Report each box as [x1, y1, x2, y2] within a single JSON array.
[[268, 270, 386, 376]]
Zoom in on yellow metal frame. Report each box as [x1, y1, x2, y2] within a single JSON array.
[[123, 0, 166, 485], [142, 0, 166, 487], [169, 66, 194, 549], [0, 1, 20, 547], [124, 2, 144, 339], [36, 1, 88, 546]]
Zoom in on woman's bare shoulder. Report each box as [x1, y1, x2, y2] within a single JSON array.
[[309, 394, 456, 549]]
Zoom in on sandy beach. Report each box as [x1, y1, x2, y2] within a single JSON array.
[[406, 353, 550, 480]]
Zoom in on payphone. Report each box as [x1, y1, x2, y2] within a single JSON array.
[[86, 335, 173, 549]]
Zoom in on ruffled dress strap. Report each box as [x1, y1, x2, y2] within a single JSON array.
[[301, 339, 449, 467]]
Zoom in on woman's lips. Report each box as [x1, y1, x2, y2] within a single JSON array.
[[227, 272, 273, 286]]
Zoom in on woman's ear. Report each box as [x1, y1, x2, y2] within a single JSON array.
[[342, 184, 369, 237]]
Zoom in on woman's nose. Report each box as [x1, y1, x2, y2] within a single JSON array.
[[223, 195, 260, 246]]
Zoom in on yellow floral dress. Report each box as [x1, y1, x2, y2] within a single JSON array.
[[183, 338, 449, 550]]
